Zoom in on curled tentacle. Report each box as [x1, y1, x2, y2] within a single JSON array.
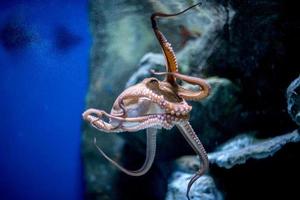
[[151, 70, 211, 101], [94, 128, 157, 176], [176, 121, 209, 200], [83, 108, 154, 123], [83, 109, 119, 132], [83, 108, 176, 132], [151, 2, 202, 85], [83, 108, 157, 132]]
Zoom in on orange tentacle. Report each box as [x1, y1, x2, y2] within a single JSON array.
[[151, 2, 202, 85]]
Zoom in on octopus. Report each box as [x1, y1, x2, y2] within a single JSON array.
[[83, 2, 211, 200]]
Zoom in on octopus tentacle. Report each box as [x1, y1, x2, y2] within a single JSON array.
[[117, 88, 162, 106], [83, 108, 151, 123], [122, 114, 175, 131], [151, 2, 202, 85], [83, 108, 180, 132], [83, 109, 118, 132], [117, 87, 192, 116], [176, 121, 209, 200], [151, 27, 178, 85], [94, 128, 157, 176], [83, 109, 165, 132], [152, 70, 211, 101]]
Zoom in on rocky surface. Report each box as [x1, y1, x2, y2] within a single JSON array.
[[209, 130, 300, 168], [170, 129, 300, 199], [175, 130, 300, 171], [206, 0, 300, 137]]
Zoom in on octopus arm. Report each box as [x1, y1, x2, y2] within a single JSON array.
[[94, 128, 157, 176], [176, 121, 209, 200]]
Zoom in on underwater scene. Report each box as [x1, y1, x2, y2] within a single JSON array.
[[1, 0, 300, 200]]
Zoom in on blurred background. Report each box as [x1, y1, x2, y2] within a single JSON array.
[[0, 0, 90, 199]]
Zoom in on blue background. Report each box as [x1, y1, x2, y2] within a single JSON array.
[[0, 0, 90, 199]]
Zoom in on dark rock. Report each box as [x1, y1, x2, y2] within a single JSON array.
[[210, 135, 300, 200], [172, 130, 300, 199], [206, 0, 300, 136], [188, 77, 242, 150], [210, 129, 300, 168], [175, 130, 300, 171]]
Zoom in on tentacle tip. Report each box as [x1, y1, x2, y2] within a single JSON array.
[[207, 83, 212, 96], [186, 184, 192, 200], [186, 192, 191, 200], [82, 108, 98, 120], [82, 110, 90, 120]]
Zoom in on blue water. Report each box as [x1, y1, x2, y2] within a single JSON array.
[[0, 1, 90, 199]]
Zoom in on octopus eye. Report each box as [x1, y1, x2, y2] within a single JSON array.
[[146, 78, 160, 89], [149, 78, 158, 84]]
